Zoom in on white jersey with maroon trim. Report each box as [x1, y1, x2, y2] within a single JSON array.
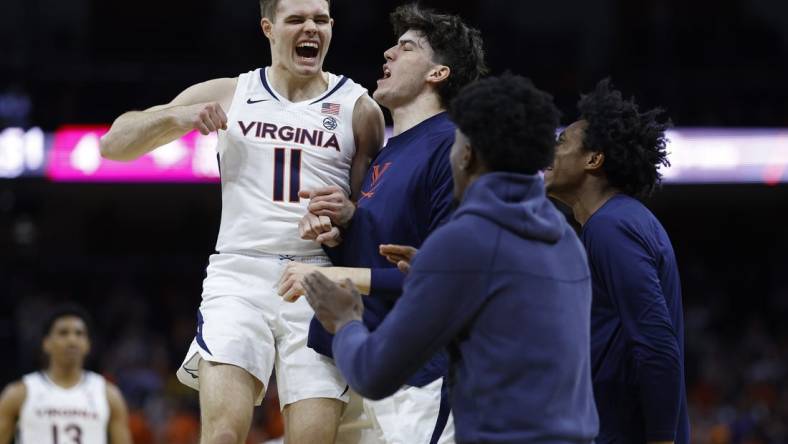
[[215, 67, 367, 256], [18, 371, 110, 444]]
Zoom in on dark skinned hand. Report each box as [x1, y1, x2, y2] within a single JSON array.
[[303, 272, 364, 334]]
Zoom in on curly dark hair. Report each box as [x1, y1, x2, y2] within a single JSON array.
[[260, 0, 330, 20], [449, 73, 561, 175], [43, 303, 92, 338], [579, 79, 671, 198], [390, 4, 488, 108]]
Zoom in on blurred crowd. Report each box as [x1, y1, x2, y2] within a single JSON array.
[[685, 292, 788, 443]]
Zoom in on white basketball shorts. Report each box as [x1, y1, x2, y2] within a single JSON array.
[[176, 252, 349, 407], [336, 378, 455, 444]]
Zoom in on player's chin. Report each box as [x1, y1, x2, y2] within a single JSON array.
[[372, 87, 391, 106], [544, 178, 559, 195], [543, 179, 555, 192], [294, 65, 321, 77], [293, 56, 322, 72]]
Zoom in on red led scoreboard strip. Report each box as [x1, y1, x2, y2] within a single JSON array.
[[46, 125, 220, 183]]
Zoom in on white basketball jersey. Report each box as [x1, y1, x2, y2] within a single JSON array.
[[18, 371, 110, 444], [215, 67, 367, 256]]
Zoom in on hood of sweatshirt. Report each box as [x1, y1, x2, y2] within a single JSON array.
[[454, 172, 564, 243]]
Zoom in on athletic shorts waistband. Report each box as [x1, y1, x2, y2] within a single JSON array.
[[216, 250, 331, 265]]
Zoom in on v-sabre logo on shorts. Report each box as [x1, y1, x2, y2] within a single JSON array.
[[236, 120, 340, 152]]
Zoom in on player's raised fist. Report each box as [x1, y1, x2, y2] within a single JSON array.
[[179, 102, 228, 135]]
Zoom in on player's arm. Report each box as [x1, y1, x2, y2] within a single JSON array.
[[0, 382, 26, 444], [99, 77, 236, 161], [293, 95, 384, 254], [291, 136, 453, 299], [106, 383, 132, 444], [588, 218, 682, 443], [311, 226, 488, 399], [279, 263, 371, 301], [350, 94, 385, 200], [298, 94, 384, 232]]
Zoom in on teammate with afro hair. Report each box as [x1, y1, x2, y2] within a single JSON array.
[[545, 79, 689, 444]]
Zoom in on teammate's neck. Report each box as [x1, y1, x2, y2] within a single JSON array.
[[569, 181, 620, 226], [46, 365, 84, 389], [268, 64, 329, 102], [390, 93, 444, 137]]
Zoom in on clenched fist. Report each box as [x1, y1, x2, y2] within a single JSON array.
[[178, 102, 228, 135]]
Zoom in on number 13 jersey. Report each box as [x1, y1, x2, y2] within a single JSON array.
[[18, 371, 109, 444], [215, 67, 367, 256]]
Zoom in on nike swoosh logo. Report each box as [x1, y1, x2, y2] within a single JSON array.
[[247, 98, 270, 104]]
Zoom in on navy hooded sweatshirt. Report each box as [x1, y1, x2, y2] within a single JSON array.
[[332, 172, 599, 444]]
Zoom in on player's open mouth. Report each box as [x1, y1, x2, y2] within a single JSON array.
[[295, 41, 320, 61], [378, 65, 392, 81]]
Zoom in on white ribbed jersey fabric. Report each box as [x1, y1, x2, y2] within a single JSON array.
[[18, 371, 109, 444], [215, 67, 367, 256]]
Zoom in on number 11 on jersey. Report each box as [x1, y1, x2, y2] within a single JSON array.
[[273, 148, 302, 203]]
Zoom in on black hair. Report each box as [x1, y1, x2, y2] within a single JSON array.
[[449, 73, 561, 174], [42, 304, 92, 338], [390, 4, 488, 108], [578, 79, 671, 198]]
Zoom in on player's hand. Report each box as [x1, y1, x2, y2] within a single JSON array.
[[298, 212, 342, 247], [177, 102, 228, 135], [303, 273, 363, 334], [277, 262, 321, 302], [299, 212, 330, 238], [299, 186, 355, 228], [379, 244, 418, 274]]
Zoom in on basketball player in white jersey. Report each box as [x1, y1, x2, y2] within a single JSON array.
[[0, 305, 131, 444], [98, 0, 384, 442]]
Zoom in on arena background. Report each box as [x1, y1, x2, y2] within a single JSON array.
[[2, 0, 788, 442]]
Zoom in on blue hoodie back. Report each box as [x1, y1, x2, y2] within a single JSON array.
[[332, 172, 599, 443]]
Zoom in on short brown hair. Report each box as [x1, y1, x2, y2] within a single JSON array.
[[390, 4, 488, 108], [260, 0, 331, 20]]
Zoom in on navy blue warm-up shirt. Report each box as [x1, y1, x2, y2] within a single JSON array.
[[582, 194, 689, 444], [308, 112, 455, 387]]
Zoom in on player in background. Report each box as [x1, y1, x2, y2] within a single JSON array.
[[278, 4, 486, 443], [99, 0, 384, 442], [0, 305, 132, 444], [544, 79, 689, 444]]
